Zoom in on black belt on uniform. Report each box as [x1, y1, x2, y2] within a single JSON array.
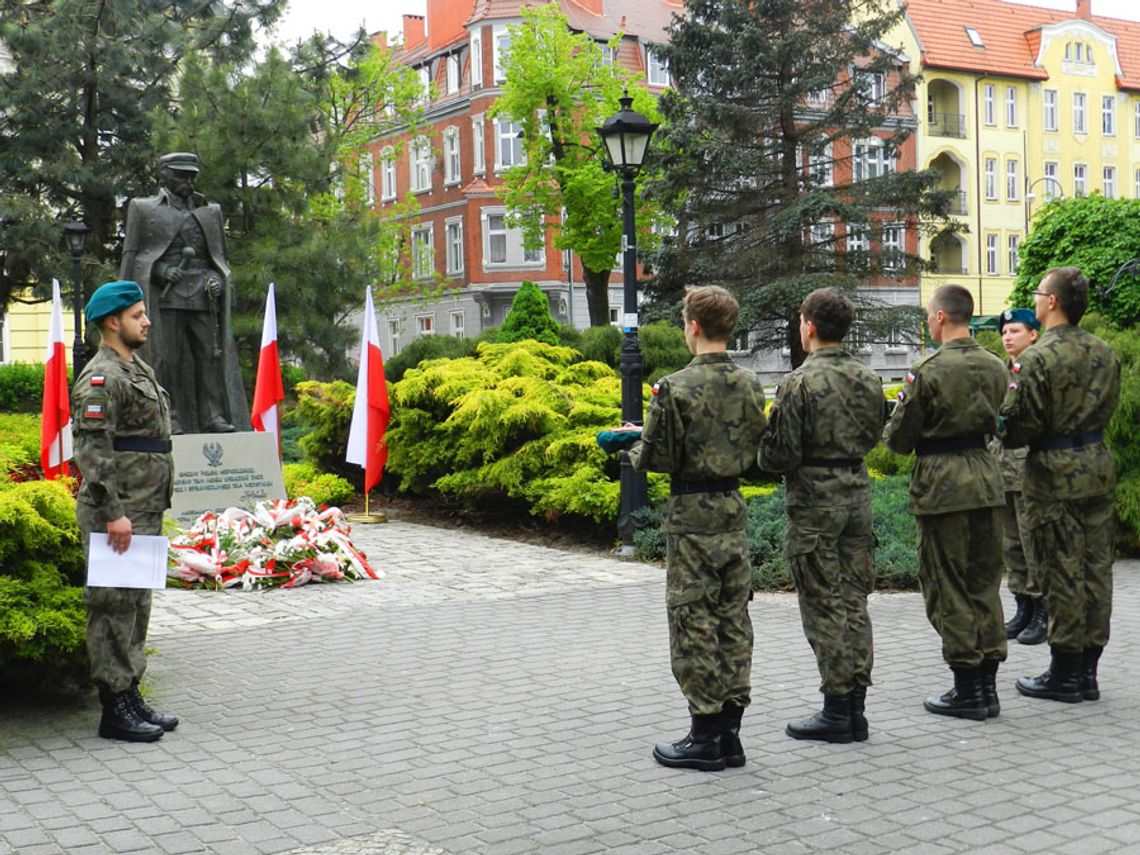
[[914, 435, 987, 456], [1030, 430, 1104, 452], [800, 456, 863, 470], [670, 477, 739, 496], [112, 437, 173, 453]]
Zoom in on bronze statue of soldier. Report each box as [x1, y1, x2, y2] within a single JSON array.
[[120, 152, 249, 434]]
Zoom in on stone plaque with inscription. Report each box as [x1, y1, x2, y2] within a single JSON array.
[[170, 432, 286, 526]]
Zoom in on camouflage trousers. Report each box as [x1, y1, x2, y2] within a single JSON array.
[[665, 530, 753, 716], [1024, 494, 1115, 652], [1001, 491, 1041, 598], [916, 508, 1007, 668], [78, 505, 163, 694], [785, 502, 875, 696]]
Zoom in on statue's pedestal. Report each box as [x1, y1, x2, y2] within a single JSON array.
[[170, 432, 286, 527]]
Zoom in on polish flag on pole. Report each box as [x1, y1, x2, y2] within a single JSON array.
[[250, 283, 285, 459], [40, 279, 72, 479], [345, 286, 390, 494]]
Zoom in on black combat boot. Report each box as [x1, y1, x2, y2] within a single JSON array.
[[979, 658, 1001, 718], [720, 703, 745, 768], [786, 694, 854, 744], [653, 714, 725, 771], [1017, 598, 1047, 645], [1015, 647, 1083, 702], [99, 691, 164, 742], [129, 680, 179, 732], [1004, 593, 1033, 638], [850, 686, 869, 742], [1081, 646, 1103, 701], [923, 667, 987, 720]]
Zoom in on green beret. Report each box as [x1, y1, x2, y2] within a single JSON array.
[[86, 280, 145, 325], [595, 428, 642, 454], [999, 308, 1040, 332]]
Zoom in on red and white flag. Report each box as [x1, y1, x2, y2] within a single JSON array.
[[251, 282, 285, 459], [40, 279, 72, 479], [345, 286, 390, 494]]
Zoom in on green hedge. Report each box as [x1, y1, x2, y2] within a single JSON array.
[[0, 363, 48, 414], [282, 462, 355, 507], [1, 413, 42, 480]]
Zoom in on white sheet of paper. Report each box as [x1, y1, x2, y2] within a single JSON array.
[[87, 534, 170, 589]]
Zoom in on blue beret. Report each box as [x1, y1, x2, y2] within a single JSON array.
[[999, 308, 1040, 332], [86, 280, 145, 325], [595, 428, 642, 454]]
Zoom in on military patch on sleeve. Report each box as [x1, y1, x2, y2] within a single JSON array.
[[1012, 362, 1021, 374], [651, 383, 660, 396], [84, 403, 105, 419], [896, 389, 907, 403], [89, 375, 105, 386], [905, 371, 916, 384]]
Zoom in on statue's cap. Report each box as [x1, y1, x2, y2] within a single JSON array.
[[159, 151, 199, 172], [999, 308, 1040, 332], [86, 280, 145, 324]]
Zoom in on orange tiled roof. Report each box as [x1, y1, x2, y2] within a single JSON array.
[[466, 0, 681, 41], [902, 0, 1140, 90]]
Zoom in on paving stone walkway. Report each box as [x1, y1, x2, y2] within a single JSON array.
[[2, 519, 1139, 855]]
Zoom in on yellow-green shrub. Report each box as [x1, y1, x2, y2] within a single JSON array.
[[282, 462, 355, 507]]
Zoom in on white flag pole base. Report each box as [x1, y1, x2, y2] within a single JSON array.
[[347, 490, 387, 524]]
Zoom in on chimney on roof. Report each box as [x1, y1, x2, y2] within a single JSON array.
[[403, 14, 426, 49], [1076, 0, 1091, 19], [373, 31, 388, 50]]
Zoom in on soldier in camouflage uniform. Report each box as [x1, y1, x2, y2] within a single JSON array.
[[995, 309, 1047, 646], [884, 284, 1008, 721], [72, 280, 178, 742], [626, 286, 767, 771], [1002, 267, 1121, 703], [759, 289, 885, 744]]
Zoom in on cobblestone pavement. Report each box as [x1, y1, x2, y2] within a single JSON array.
[[3, 519, 1140, 855]]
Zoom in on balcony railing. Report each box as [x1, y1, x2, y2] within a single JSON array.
[[947, 189, 967, 215], [928, 111, 966, 137]]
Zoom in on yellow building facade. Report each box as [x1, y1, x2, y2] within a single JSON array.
[[891, 0, 1140, 315], [1, 297, 78, 365]]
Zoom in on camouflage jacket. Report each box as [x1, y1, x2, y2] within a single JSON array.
[[758, 347, 884, 509], [882, 337, 1006, 516], [1000, 324, 1119, 502], [72, 345, 174, 519], [629, 352, 767, 534], [996, 360, 1030, 493]]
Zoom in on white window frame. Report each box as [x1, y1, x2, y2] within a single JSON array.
[[1074, 163, 1088, 197], [882, 223, 904, 271], [411, 224, 434, 280], [846, 225, 869, 254], [447, 54, 460, 94], [1103, 165, 1116, 199], [410, 136, 432, 193], [1006, 86, 1017, 128], [647, 48, 670, 87], [361, 150, 375, 205], [470, 33, 483, 88], [380, 147, 396, 201], [808, 143, 833, 187], [1008, 234, 1020, 274], [1044, 89, 1058, 132], [415, 314, 435, 336], [985, 158, 997, 200], [852, 139, 893, 182], [388, 318, 402, 356], [1073, 92, 1087, 134], [1044, 161, 1059, 199], [482, 207, 544, 269], [472, 114, 486, 175], [445, 217, 464, 275], [986, 234, 999, 275], [1135, 100, 1140, 138], [1006, 159, 1019, 201], [1102, 95, 1116, 136], [1135, 168, 1140, 200], [983, 83, 995, 125], [443, 127, 461, 186], [495, 118, 524, 171], [450, 310, 465, 339], [418, 66, 431, 106], [493, 25, 510, 84]]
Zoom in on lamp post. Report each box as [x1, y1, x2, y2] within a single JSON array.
[[1023, 176, 1064, 233], [598, 92, 658, 553], [63, 218, 91, 379]]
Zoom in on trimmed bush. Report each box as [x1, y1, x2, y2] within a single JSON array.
[[0, 413, 42, 481], [579, 324, 622, 367], [639, 321, 692, 384], [293, 380, 358, 480], [383, 334, 476, 384], [282, 462, 355, 507], [0, 363, 47, 414], [496, 281, 561, 345]]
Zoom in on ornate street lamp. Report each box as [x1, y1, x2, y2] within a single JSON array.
[[598, 92, 658, 553], [1023, 175, 1064, 233], [63, 218, 91, 379]]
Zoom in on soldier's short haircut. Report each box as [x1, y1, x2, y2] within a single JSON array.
[[800, 288, 854, 342], [1041, 266, 1089, 324], [930, 284, 974, 325], [683, 285, 739, 342]]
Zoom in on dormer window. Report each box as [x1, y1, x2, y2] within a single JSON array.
[[965, 27, 983, 48]]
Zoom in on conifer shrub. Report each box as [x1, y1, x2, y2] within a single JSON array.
[[282, 462, 355, 507], [0, 413, 41, 480], [496, 281, 561, 345], [639, 321, 692, 383], [293, 380, 358, 480], [579, 324, 622, 367], [0, 479, 87, 693], [386, 339, 668, 522], [383, 334, 476, 384]]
